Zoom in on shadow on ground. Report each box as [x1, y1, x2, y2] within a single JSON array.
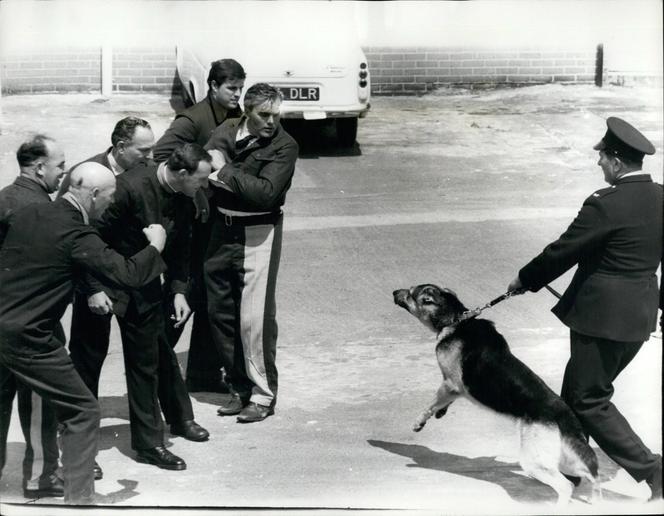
[[368, 439, 638, 504]]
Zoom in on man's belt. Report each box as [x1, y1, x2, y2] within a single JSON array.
[[217, 207, 282, 226]]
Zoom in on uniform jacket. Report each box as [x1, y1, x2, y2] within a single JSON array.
[[83, 163, 193, 317], [56, 148, 112, 199], [0, 176, 51, 248], [519, 174, 663, 342], [0, 198, 166, 354], [204, 117, 299, 212], [153, 94, 242, 163]]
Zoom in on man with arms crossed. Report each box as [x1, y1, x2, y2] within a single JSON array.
[[0, 162, 167, 503], [204, 83, 298, 423]]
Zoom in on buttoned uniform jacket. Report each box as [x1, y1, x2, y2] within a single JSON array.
[[204, 117, 299, 212], [82, 164, 194, 317], [0, 198, 166, 354], [56, 148, 113, 199], [153, 94, 242, 163], [519, 174, 663, 342], [0, 176, 51, 247]]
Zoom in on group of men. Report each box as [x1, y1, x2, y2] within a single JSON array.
[[0, 58, 298, 504]]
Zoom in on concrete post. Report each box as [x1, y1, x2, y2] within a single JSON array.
[[595, 43, 604, 88], [101, 44, 113, 96]]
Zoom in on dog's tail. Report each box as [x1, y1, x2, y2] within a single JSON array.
[[556, 403, 599, 481]]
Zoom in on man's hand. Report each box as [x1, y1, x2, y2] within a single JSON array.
[[207, 149, 227, 171], [143, 224, 167, 252], [88, 291, 113, 315], [172, 293, 192, 329], [508, 276, 524, 293]]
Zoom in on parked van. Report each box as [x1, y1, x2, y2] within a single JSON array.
[[175, 22, 370, 147]]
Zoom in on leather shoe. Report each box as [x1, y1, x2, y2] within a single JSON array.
[[647, 458, 662, 501], [23, 473, 64, 498], [237, 402, 274, 423], [217, 393, 249, 416], [136, 446, 186, 470], [94, 461, 103, 480], [170, 420, 209, 442]]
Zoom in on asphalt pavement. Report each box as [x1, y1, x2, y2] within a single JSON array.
[[0, 84, 662, 515]]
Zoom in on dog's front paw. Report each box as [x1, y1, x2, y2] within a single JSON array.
[[412, 422, 424, 432]]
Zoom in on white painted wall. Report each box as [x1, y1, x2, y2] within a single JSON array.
[[1, 0, 661, 74]]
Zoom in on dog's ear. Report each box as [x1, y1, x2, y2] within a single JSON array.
[[441, 287, 457, 298]]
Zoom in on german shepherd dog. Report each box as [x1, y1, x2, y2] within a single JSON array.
[[393, 284, 599, 504]]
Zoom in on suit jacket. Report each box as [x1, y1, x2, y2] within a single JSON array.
[[83, 163, 193, 317], [519, 174, 663, 342], [0, 176, 51, 247], [153, 94, 242, 163], [56, 148, 112, 199], [0, 198, 166, 354], [204, 117, 299, 213]]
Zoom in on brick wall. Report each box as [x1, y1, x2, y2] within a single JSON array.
[[112, 47, 180, 93], [364, 47, 598, 94], [2, 46, 599, 96], [0, 47, 101, 94]]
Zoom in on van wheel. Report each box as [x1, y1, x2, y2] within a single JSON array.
[[336, 117, 358, 147]]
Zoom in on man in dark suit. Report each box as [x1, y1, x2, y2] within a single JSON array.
[[509, 117, 663, 500], [72, 143, 212, 471], [0, 135, 65, 499], [0, 162, 168, 504], [153, 59, 245, 394]]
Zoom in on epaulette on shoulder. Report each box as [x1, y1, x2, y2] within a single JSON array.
[[589, 185, 618, 200]]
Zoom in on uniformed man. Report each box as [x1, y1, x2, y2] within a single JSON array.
[[508, 117, 663, 500], [204, 83, 299, 423], [153, 59, 245, 394], [74, 143, 212, 471], [0, 162, 168, 504], [0, 135, 64, 499]]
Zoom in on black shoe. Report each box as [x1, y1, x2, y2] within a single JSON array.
[[217, 393, 249, 416], [647, 458, 662, 501], [94, 461, 103, 480], [170, 420, 209, 442], [136, 446, 186, 471], [236, 402, 274, 423], [23, 474, 64, 498]]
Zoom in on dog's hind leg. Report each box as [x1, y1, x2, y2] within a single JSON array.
[[412, 382, 459, 432], [519, 421, 574, 505]]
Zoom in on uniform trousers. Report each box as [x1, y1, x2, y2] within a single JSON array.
[[204, 214, 283, 407], [0, 345, 99, 504], [561, 330, 661, 482], [68, 296, 193, 450]]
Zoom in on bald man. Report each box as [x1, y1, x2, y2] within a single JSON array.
[[0, 135, 64, 499], [0, 161, 168, 504]]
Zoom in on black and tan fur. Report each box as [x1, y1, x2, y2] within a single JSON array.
[[393, 284, 599, 504]]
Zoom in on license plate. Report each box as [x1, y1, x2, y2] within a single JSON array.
[[280, 86, 319, 101]]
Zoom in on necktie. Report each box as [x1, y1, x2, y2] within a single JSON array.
[[235, 135, 254, 151]]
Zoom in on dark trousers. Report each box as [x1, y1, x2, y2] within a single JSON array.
[[0, 345, 99, 504], [1, 369, 60, 489], [164, 215, 224, 388], [68, 295, 193, 451], [204, 215, 282, 407], [561, 330, 661, 482]]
